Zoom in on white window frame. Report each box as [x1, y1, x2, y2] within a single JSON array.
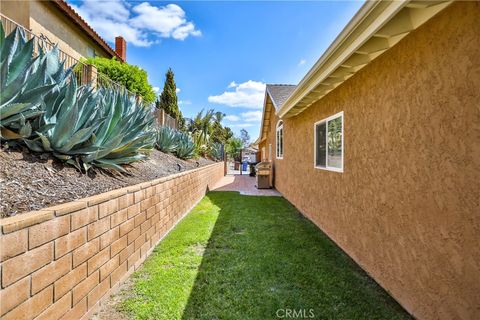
[[276, 120, 284, 159], [313, 111, 344, 173]]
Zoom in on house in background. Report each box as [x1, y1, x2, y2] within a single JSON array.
[[241, 147, 258, 163], [0, 0, 126, 62], [257, 1, 479, 319]]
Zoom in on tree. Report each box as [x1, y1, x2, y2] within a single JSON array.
[[226, 137, 243, 161], [210, 112, 233, 144], [156, 68, 184, 128], [83, 57, 156, 104], [240, 129, 250, 147], [188, 109, 215, 148]]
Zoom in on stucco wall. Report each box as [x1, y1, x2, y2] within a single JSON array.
[[0, 0, 111, 60], [269, 2, 480, 319], [0, 163, 224, 320], [29, 1, 110, 60], [0, 0, 30, 27]]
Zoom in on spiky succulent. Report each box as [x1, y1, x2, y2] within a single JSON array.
[[0, 23, 65, 140], [209, 142, 223, 161], [1, 24, 156, 172], [175, 132, 195, 160], [80, 88, 156, 172], [156, 126, 178, 153], [23, 77, 106, 170]]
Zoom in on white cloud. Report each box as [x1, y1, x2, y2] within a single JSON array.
[[152, 86, 160, 92], [241, 111, 262, 122], [70, 0, 200, 47], [176, 88, 181, 93], [179, 100, 191, 105], [172, 22, 202, 40], [208, 80, 266, 109], [298, 59, 306, 66], [224, 115, 240, 122], [229, 123, 255, 128], [130, 3, 201, 40], [228, 81, 237, 88]]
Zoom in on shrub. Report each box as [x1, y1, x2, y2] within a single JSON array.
[[84, 56, 156, 104], [156, 126, 178, 153]]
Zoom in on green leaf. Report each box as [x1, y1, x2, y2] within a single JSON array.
[[37, 132, 53, 151], [23, 139, 44, 152], [7, 38, 34, 86], [0, 103, 31, 119], [19, 121, 32, 137]]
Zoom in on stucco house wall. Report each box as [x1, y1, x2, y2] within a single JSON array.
[[265, 2, 479, 319], [1, 0, 112, 60]]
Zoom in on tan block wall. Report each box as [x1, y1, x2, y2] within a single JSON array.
[[269, 2, 480, 320], [0, 163, 224, 320]]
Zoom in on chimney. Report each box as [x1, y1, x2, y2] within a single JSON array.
[[115, 36, 126, 62]]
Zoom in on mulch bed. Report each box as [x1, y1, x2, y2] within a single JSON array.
[[0, 147, 215, 218]]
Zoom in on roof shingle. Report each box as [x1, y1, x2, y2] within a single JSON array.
[[266, 84, 297, 110]]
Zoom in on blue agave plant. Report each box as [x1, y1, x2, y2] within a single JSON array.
[[1, 23, 156, 172], [0, 23, 64, 140], [156, 126, 178, 153], [174, 131, 195, 160]]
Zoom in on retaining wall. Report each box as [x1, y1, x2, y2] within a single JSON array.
[[0, 162, 224, 320]]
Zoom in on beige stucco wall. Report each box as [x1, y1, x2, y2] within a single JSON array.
[[1, 0, 111, 61], [267, 2, 480, 319], [0, 0, 30, 27]]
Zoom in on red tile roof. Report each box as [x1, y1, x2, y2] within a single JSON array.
[[51, 0, 124, 61]]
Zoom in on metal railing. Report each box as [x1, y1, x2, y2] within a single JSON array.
[[0, 13, 136, 98]]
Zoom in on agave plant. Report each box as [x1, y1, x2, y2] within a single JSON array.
[[209, 142, 223, 161], [175, 132, 195, 160], [79, 88, 156, 172], [23, 76, 106, 170], [0, 24, 64, 140], [155, 126, 178, 153], [1, 24, 156, 172]]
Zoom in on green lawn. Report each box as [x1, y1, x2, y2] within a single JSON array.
[[120, 191, 411, 320]]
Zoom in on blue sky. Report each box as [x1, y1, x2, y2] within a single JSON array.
[[68, 0, 364, 139]]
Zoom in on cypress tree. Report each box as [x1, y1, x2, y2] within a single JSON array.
[[156, 68, 183, 126]]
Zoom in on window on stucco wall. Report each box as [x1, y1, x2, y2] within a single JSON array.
[[276, 120, 283, 159], [314, 111, 343, 172]]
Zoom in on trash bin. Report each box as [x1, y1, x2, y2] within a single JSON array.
[[242, 161, 248, 171], [249, 162, 259, 177]]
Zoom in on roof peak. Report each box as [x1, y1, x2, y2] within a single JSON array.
[[266, 84, 296, 87]]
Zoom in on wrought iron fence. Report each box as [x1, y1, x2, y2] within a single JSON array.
[[1, 13, 136, 98]]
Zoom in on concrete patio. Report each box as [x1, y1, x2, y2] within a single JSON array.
[[211, 173, 281, 196]]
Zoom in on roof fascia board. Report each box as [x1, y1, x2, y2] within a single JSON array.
[[258, 91, 270, 141], [278, 0, 406, 118]]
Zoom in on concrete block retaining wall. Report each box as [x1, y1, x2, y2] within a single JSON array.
[[0, 162, 224, 320]]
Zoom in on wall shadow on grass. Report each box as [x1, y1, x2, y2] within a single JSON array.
[[181, 191, 411, 320]]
